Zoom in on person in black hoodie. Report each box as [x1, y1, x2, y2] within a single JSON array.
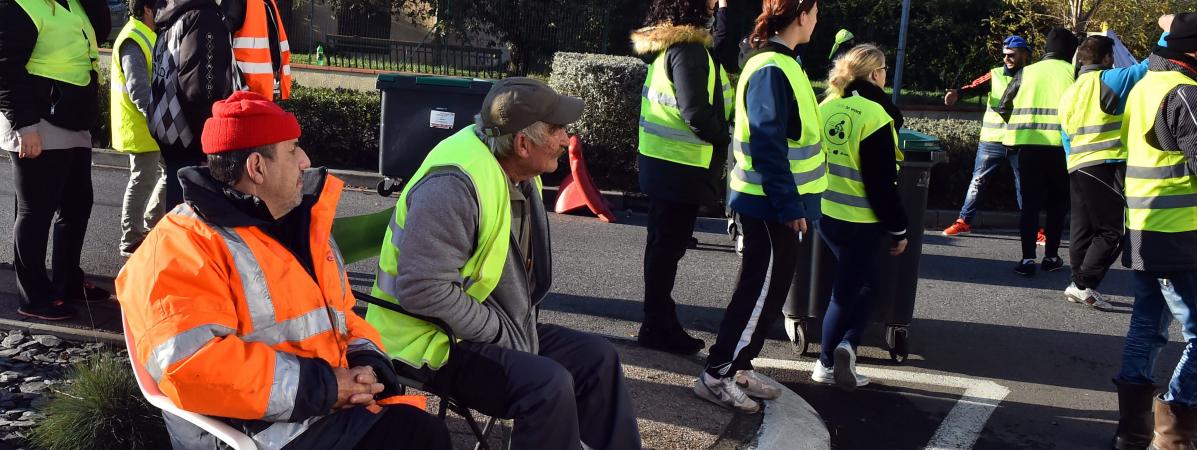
[[631, 0, 742, 355], [809, 44, 909, 391], [0, 0, 112, 320], [149, 0, 241, 210]]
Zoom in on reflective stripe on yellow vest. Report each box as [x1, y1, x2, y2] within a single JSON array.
[[1059, 70, 1125, 172], [638, 48, 733, 168], [980, 67, 1011, 143], [1123, 70, 1197, 234], [110, 20, 160, 153], [731, 51, 827, 197], [819, 93, 903, 223], [233, 0, 291, 99], [14, 0, 97, 86], [1003, 59, 1075, 146], [368, 125, 510, 369]]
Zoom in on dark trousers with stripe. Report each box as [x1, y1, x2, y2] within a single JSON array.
[[816, 217, 884, 367], [1069, 163, 1125, 290], [705, 215, 800, 378], [1017, 147, 1070, 260]]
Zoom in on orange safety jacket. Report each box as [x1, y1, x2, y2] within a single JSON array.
[[116, 173, 385, 447], [233, 0, 291, 99]]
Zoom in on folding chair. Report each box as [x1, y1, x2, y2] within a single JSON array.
[[122, 312, 258, 450], [332, 209, 504, 450]]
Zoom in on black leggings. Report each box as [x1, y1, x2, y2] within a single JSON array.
[[1016, 147, 1069, 260], [10, 148, 93, 309]]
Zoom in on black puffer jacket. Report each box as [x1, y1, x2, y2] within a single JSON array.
[[0, 0, 109, 132], [632, 23, 731, 207], [149, 0, 240, 162]]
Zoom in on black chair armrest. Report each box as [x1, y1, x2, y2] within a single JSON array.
[[351, 290, 459, 345]]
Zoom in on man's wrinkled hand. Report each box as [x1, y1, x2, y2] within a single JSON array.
[[333, 366, 384, 409]]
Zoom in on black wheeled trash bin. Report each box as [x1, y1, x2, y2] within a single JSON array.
[[376, 74, 494, 195], [783, 129, 946, 364]]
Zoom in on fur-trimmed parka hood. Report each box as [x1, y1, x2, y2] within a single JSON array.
[[631, 24, 713, 56]]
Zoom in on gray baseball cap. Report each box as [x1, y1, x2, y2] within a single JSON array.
[[478, 77, 584, 137]]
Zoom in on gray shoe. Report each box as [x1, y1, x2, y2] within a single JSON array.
[[833, 341, 870, 391], [693, 372, 761, 414]]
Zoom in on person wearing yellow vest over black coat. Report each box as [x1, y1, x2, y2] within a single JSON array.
[[367, 78, 642, 450], [632, 0, 738, 355], [0, 0, 111, 321], [1111, 13, 1197, 450], [809, 44, 909, 391], [695, 0, 824, 414], [997, 27, 1078, 277], [112, 0, 167, 257]]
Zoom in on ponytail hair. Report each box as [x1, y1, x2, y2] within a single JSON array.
[[825, 44, 886, 98], [749, 0, 818, 49]]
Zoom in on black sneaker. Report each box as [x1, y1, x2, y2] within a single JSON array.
[[637, 323, 705, 355], [17, 303, 75, 321], [1014, 259, 1037, 277], [1041, 257, 1065, 272], [81, 282, 112, 303]]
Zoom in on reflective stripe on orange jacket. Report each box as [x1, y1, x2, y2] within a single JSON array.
[[233, 0, 291, 99], [116, 174, 385, 447]]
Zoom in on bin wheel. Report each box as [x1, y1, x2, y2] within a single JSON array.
[[887, 326, 909, 364], [376, 178, 397, 197], [784, 318, 809, 357], [726, 218, 737, 238], [735, 233, 744, 256]]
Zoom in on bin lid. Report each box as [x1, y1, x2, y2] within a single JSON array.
[[376, 73, 492, 92], [898, 128, 941, 152]]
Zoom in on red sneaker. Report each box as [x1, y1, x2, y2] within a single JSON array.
[[942, 219, 971, 236]]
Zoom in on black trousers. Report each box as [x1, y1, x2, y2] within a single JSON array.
[[162, 155, 205, 211], [1016, 147, 1069, 260], [706, 216, 800, 377], [10, 148, 93, 309], [642, 197, 701, 327], [410, 323, 642, 450], [1069, 163, 1125, 290]]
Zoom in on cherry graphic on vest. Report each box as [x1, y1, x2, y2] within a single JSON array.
[[554, 136, 617, 223]]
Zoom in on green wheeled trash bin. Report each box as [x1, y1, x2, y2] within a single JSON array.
[[375, 74, 494, 195], [783, 129, 946, 364]]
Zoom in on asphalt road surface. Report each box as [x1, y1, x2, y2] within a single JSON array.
[[0, 161, 1188, 450]]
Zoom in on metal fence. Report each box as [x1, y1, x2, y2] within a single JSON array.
[[285, 0, 612, 78]]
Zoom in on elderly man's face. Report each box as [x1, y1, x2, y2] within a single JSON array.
[[519, 124, 569, 176]]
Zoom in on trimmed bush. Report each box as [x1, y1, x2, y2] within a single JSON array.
[[906, 117, 1019, 212], [29, 352, 170, 450], [281, 85, 381, 170], [548, 52, 647, 191]]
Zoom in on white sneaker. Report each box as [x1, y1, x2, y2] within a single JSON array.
[[833, 341, 870, 390], [811, 362, 834, 384], [735, 370, 782, 400], [693, 372, 761, 414], [1064, 282, 1114, 311]]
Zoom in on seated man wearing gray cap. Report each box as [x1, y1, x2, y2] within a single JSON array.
[[366, 77, 643, 450]]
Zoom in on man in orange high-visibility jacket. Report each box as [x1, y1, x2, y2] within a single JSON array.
[[221, 0, 291, 99], [116, 91, 449, 450]]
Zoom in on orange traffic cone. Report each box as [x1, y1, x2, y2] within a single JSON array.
[[555, 136, 617, 223]]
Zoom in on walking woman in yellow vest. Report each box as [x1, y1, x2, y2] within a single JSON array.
[[810, 44, 909, 390], [997, 27, 1078, 277], [0, 0, 111, 320], [1113, 13, 1197, 450], [632, 0, 738, 355], [112, 0, 166, 256], [695, 0, 823, 414]]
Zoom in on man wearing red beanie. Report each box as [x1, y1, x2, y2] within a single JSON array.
[[116, 91, 451, 449]]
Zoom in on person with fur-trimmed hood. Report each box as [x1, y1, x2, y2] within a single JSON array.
[[632, 0, 740, 355]]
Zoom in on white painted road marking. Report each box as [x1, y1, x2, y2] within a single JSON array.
[[752, 357, 1011, 450]]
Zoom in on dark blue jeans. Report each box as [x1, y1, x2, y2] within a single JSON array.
[[817, 217, 884, 367], [958, 141, 1021, 223], [1117, 271, 1197, 406]]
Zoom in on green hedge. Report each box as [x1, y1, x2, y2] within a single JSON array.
[[547, 52, 647, 191], [906, 117, 1019, 212], [95, 79, 381, 171]]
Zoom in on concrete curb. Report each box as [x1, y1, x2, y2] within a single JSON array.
[[0, 317, 123, 345], [752, 374, 831, 450]]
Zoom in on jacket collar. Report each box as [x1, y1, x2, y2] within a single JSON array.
[[1078, 64, 1109, 76], [630, 23, 713, 56], [179, 166, 329, 228], [844, 79, 905, 130]]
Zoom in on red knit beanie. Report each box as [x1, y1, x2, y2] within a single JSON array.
[[201, 91, 301, 154]]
